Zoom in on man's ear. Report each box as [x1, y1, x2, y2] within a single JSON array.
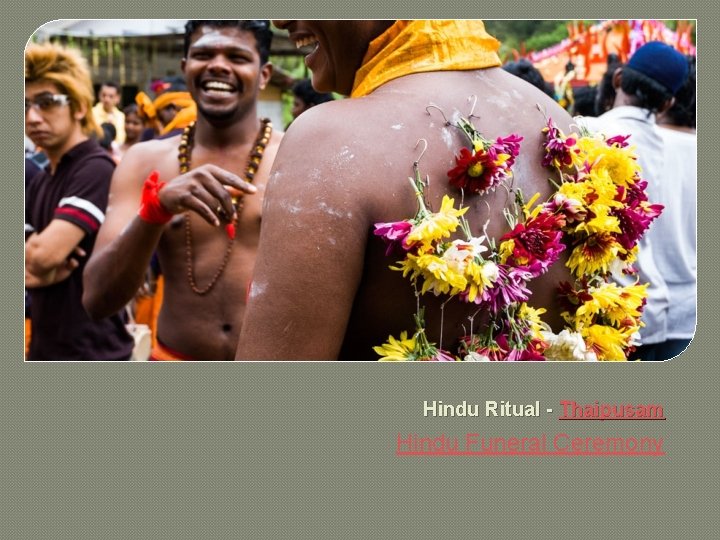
[[658, 96, 676, 116], [612, 67, 623, 90], [74, 101, 87, 122], [181, 58, 187, 72], [258, 62, 273, 91]]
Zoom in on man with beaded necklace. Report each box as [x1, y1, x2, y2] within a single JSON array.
[[84, 20, 283, 361]]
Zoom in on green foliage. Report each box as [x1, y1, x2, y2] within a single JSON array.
[[524, 23, 573, 52], [485, 20, 601, 60]]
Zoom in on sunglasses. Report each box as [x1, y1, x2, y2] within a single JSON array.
[[25, 93, 70, 114]]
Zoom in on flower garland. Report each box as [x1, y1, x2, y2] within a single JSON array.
[[373, 108, 663, 362]]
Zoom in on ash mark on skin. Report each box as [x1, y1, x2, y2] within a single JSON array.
[[441, 126, 456, 150], [192, 30, 239, 49], [308, 168, 322, 182], [485, 94, 512, 110], [391, 123, 404, 130], [335, 145, 355, 164], [327, 146, 356, 173], [248, 279, 267, 300], [318, 201, 351, 219], [279, 200, 303, 214]]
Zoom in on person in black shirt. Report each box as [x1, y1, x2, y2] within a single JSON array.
[[25, 42, 133, 361]]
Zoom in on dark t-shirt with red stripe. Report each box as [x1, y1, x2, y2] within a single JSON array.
[[25, 138, 134, 361]]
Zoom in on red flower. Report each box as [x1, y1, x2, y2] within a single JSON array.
[[447, 147, 498, 194], [500, 211, 565, 277], [447, 135, 522, 195]]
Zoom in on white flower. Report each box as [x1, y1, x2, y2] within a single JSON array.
[[609, 257, 634, 280], [481, 261, 500, 283], [542, 329, 597, 361], [443, 238, 488, 274], [628, 331, 642, 347], [464, 352, 491, 362]]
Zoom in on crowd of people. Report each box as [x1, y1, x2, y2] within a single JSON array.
[[24, 20, 696, 361]]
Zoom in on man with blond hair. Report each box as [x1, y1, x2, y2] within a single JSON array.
[[25, 42, 133, 361]]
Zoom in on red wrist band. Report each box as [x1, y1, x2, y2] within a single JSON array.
[[138, 171, 173, 225]]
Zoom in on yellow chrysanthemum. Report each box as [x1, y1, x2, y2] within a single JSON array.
[[406, 195, 468, 245], [575, 282, 648, 327], [575, 208, 622, 236], [464, 260, 499, 303], [584, 173, 624, 211], [522, 192, 543, 219], [573, 136, 641, 186], [591, 144, 641, 187], [498, 239, 515, 264], [518, 303, 548, 338], [567, 234, 621, 277], [571, 135, 605, 168], [373, 331, 416, 361], [557, 181, 593, 208], [398, 253, 467, 296], [582, 324, 631, 361]]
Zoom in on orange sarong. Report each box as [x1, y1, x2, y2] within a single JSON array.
[[148, 339, 195, 361]]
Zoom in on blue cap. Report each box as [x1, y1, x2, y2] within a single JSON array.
[[627, 41, 689, 95]]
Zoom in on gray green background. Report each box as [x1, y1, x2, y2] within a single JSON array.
[[3, 6, 718, 540]]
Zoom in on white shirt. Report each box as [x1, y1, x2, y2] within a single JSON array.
[[578, 106, 671, 345], [655, 126, 697, 339]]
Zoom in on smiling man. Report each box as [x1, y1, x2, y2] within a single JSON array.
[[84, 20, 283, 361], [237, 20, 575, 360]]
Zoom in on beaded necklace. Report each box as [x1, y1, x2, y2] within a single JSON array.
[[178, 118, 272, 295]]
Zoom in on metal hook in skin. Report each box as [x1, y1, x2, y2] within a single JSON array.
[[425, 104, 451, 125], [468, 94, 478, 118], [536, 102, 549, 121], [500, 182, 513, 208], [414, 138, 428, 166]]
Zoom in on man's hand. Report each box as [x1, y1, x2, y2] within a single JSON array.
[[26, 246, 85, 288], [158, 164, 258, 226]]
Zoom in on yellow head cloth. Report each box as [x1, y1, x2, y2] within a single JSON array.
[[160, 101, 198, 135], [135, 91, 157, 119], [153, 91, 195, 112], [152, 91, 197, 135], [351, 20, 502, 98]]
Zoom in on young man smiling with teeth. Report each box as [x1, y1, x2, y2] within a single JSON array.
[[84, 20, 283, 361]]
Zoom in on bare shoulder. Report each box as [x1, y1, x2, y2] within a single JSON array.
[[268, 98, 396, 209], [272, 96, 438, 215], [269, 69, 574, 224], [116, 135, 182, 182]]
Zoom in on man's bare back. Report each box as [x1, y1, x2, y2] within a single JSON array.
[[239, 68, 574, 359]]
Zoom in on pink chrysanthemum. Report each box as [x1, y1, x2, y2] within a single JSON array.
[[541, 118, 578, 168], [373, 221, 413, 255]]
